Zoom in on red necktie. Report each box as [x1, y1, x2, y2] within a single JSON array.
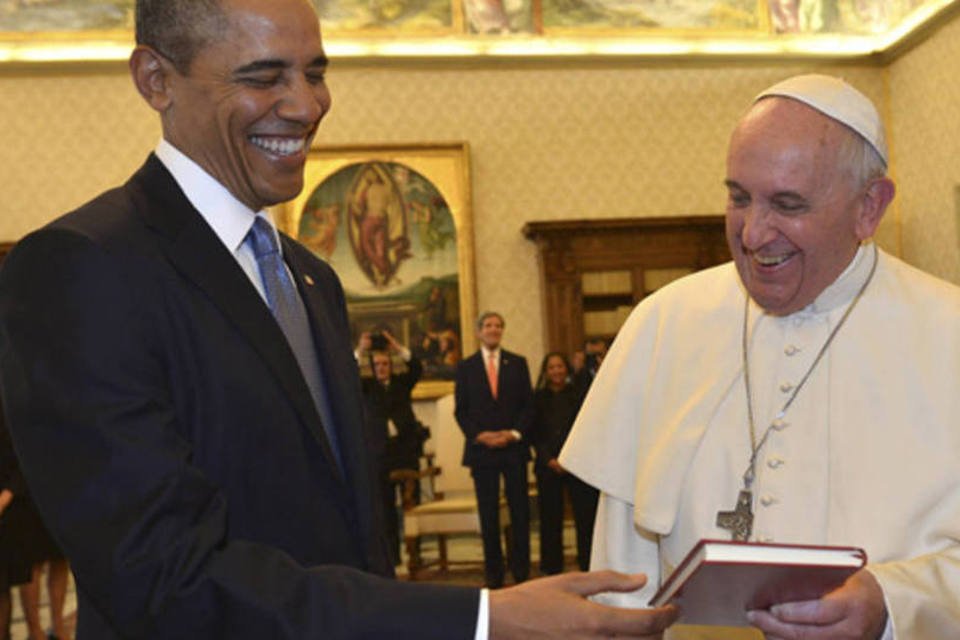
[[486, 353, 498, 399]]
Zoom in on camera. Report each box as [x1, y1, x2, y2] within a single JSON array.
[[369, 331, 388, 351]]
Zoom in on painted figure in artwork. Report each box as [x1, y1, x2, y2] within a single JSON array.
[[300, 203, 340, 261], [347, 163, 411, 288]]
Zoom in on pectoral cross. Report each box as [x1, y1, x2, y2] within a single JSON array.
[[716, 490, 754, 542]]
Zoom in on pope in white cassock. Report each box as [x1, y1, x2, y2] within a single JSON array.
[[560, 74, 960, 640]]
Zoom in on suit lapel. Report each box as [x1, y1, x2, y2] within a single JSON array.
[[283, 238, 378, 546], [131, 157, 343, 478]]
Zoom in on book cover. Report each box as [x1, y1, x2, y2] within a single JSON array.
[[649, 539, 867, 627]]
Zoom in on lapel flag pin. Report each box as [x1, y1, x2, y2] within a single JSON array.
[[304, 275, 315, 286]]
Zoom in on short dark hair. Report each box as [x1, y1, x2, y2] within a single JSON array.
[[135, 0, 227, 73], [476, 311, 504, 331], [535, 351, 572, 390]]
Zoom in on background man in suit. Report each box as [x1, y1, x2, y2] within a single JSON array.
[[571, 337, 607, 392], [358, 329, 428, 475], [0, 0, 678, 637], [454, 312, 532, 589], [357, 329, 428, 566]]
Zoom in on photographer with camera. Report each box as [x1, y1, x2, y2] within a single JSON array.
[[356, 330, 428, 566], [571, 337, 607, 393]]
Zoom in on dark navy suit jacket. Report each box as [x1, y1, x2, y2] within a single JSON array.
[[0, 155, 477, 639], [454, 349, 533, 467]]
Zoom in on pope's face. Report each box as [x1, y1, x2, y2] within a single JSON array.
[[724, 98, 872, 316], [477, 315, 504, 350], [162, 0, 330, 211]]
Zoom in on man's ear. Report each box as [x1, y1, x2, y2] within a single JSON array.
[[855, 176, 896, 241], [129, 45, 175, 113]]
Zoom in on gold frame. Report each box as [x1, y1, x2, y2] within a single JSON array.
[[278, 142, 475, 400]]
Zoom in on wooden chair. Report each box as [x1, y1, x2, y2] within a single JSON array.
[[395, 393, 510, 579]]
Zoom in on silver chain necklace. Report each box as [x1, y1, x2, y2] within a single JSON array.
[[716, 244, 878, 541]]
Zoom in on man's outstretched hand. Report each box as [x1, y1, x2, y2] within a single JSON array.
[[490, 570, 678, 639]]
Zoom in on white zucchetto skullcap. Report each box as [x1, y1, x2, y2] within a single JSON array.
[[755, 74, 888, 166]]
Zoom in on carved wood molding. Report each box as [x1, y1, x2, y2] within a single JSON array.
[[0, 241, 15, 263], [523, 216, 730, 354]]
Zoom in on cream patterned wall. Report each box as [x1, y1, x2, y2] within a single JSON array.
[[320, 63, 888, 365], [0, 53, 930, 371], [0, 70, 160, 232], [888, 16, 960, 285]]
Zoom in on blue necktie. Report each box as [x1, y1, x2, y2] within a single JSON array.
[[246, 216, 342, 468]]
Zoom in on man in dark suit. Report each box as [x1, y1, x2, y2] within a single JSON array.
[[0, 0, 679, 637], [454, 312, 533, 588], [572, 337, 607, 392], [358, 330, 427, 474], [357, 330, 428, 565]]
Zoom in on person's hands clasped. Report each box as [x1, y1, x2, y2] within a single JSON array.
[[475, 430, 514, 449], [0, 488, 11, 519], [489, 570, 678, 639], [746, 569, 888, 639]]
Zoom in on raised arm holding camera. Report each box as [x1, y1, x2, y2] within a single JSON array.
[[357, 330, 428, 566]]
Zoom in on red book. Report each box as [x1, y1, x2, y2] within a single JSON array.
[[649, 539, 867, 627]]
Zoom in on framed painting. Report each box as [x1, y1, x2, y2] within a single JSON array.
[[279, 142, 475, 399]]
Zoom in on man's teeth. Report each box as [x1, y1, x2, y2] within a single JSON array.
[[250, 136, 304, 156], [754, 253, 791, 266]]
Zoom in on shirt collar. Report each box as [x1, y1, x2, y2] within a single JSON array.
[[481, 346, 500, 361], [807, 242, 876, 315], [747, 243, 877, 324], [154, 139, 271, 253]]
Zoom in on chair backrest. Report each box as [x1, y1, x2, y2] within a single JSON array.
[[430, 394, 474, 496]]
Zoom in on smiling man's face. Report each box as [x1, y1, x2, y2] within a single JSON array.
[[724, 98, 872, 316], [160, 0, 330, 211]]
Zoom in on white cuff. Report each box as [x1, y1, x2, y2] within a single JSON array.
[[474, 588, 489, 640]]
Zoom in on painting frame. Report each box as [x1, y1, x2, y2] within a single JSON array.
[[278, 142, 476, 400]]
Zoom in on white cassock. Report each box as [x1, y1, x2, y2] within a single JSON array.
[[559, 244, 960, 640]]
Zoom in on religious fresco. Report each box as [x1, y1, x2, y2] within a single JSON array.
[[0, 0, 942, 37], [314, 0, 455, 32], [0, 0, 133, 32], [297, 161, 463, 381], [769, 0, 929, 34], [542, 0, 761, 31], [462, 0, 534, 34]]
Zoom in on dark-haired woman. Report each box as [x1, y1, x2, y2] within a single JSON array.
[[531, 352, 599, 575]]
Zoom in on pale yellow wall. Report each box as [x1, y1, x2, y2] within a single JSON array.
[[0, 69, 160, 234], [0, 52, 927, 370], [887, 16, 960, 285]]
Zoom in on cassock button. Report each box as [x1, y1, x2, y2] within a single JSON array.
[[784, 344, 800, 356], [767, 457, 784, 469], [758, 534, 774, 543], [760, 494, 777, 507], [779, 382, 794, 393], [771, 418, 788, 431]]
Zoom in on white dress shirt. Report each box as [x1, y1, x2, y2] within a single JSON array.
[[155, 138, 277, 300]]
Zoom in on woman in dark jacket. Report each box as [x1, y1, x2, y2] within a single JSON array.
[[1, 401, 71, 640], [1, 404, 35, 639], [531, 352, 599, 575]]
